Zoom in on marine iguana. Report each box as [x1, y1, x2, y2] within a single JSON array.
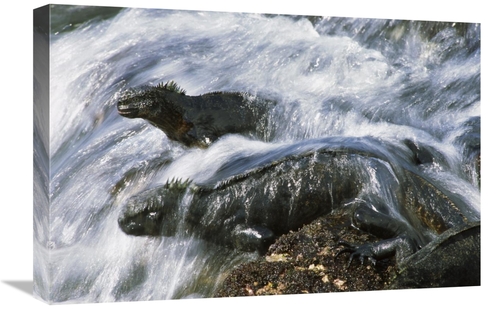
[[116, 81, 276, 148], [118, 137, 480, 261]]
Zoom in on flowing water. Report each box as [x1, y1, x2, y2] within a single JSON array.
[[33, 6, 480, 303]]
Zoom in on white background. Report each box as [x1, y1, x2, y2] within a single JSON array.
[[1, 1, 496, 308]]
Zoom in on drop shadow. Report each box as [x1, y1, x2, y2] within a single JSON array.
[[2, 280, 33, 295]]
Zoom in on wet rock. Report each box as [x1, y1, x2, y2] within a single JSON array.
[[215, 210, 397, 296], [215, 210, 480, 297], [389, 222, 480, 289]]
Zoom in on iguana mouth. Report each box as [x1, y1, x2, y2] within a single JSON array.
[[117, 104, 139, 117]]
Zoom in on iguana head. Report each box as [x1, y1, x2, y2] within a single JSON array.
[[117, 81, 203, 147], [118, 179, 191, 237], [117, 81, 186, 119]]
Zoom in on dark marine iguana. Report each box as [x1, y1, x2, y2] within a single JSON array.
[[118, 137, 480, 262], [117, 81, 276, 148], [116, 81, 479, 267]]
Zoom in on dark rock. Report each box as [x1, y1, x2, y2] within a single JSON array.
[[215, 209, 397, 296], [215, 210, 480, 297], [389, 222, 480, 289]]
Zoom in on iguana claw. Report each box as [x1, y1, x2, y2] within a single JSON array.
[[335, 240, 377, 267]]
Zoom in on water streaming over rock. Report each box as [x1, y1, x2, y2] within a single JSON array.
[[33, 6, 480, 303]]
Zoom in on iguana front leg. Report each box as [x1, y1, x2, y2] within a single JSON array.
[[336, 201, 420, 266], [337, 235, 418, 266]]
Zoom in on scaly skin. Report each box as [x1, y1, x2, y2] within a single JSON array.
[[118, 137, 479, 259]]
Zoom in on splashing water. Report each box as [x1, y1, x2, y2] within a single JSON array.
[[33, 6, 480, 303]]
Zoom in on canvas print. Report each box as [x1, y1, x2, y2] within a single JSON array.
[[33, 4, 480, 304]]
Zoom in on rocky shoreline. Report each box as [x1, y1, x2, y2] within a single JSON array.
[[215, 209, 479, 297]]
